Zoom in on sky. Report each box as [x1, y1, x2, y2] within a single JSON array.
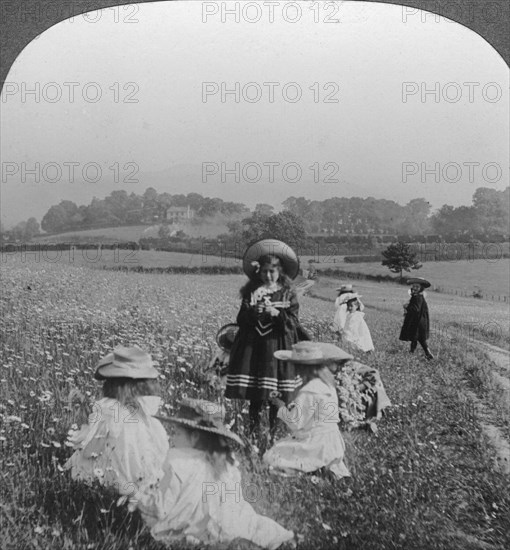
[[0, 1, 508, 227]]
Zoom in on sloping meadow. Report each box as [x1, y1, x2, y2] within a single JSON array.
[[1, 259, 509, 549]]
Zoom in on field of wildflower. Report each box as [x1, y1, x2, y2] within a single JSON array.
[[1, 258, 509, 550]]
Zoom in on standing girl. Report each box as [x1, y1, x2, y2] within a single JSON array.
[[332, 283, 363, 335], [135, 398, 296, 549], [226, 239, 310, 439], [65, 345, 169, 497], [263, 341, 352, 479], [399, 277, 434, 360], [342, 293, 374, 353]]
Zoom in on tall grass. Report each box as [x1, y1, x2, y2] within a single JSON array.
[[1, 260, 509, 549]]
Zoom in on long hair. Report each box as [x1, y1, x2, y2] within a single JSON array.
[[240, 254, 292, 299], [102, 378, 160, 407], [183, 427, 236, 479]]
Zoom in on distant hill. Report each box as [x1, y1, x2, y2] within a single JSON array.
[[32, 220, 229, 244]]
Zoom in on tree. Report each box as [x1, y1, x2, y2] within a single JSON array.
[[381, 241, 422, 282], [41, 204, 70, 233], [254, 203, 274, 218], [239, 210, 306, 248], [25, 217, 40, 239]]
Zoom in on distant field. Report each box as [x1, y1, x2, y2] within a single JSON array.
[[13, 247, 507, 300], [299, 256, 510, 300], [32, 225, 158, 243]]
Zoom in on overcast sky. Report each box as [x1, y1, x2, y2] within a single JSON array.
[[1, 1, 508, 227]]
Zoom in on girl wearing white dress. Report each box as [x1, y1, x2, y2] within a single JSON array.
[[332, 284, 364, 335], [342, 293, 374, 353], [135, 398, 295, 549], [263, 342, 352, 479], [65, 345, 169, 498]]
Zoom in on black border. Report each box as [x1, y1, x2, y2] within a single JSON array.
[[0, 0, 509, 90]]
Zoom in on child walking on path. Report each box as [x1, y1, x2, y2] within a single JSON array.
[[134, 398, 296, 549], [341, 293, 374, 353], [263, 342, 352, 479], [399, 277, 434, 360], [226, 239, 310, 439], [65, 345, 169, 497]]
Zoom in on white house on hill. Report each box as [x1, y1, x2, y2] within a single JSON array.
[[166, 205, 195, 222]]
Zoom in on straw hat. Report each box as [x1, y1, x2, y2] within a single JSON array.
[[216, 324, 238, 352], [242, 239, 299, 280], [406, 277, 431, 288], [274, 341, 353, 365], [337, 292, 363, 306], [94, 345, 159, 380], [155, 398, 244, 446], [335, 284, 353, 293]]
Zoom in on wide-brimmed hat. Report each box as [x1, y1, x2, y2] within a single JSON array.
[[406, 277, 431, 288], [94, 345, 159, 380], [243, 239, 299, 280], [274, 341, 353, 365], [337, 292, 363, 305], [335, 284, 353, 293], [155, 398, 244, 446], [216, 324, 238, 352]]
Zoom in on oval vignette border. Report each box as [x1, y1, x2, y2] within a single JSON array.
[[0, 0, 509, 89]]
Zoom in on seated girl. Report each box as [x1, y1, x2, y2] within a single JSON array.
[[134, 398, 296, 549], [65, 345, 169, 498], [262, 342, 352, 479]]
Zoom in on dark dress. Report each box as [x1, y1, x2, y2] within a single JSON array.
[[226, 287, 310, 404], [399, 293, 429, 342]]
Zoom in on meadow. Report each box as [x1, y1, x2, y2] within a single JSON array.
[[1, 259, 509, 549]]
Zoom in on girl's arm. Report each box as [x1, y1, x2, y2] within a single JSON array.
[[275, 390, 313, 432], [134, 462, 180, 522], [273, 289, 300, 326], [407, 295, 423, 314], [236, 298, 260, 327]]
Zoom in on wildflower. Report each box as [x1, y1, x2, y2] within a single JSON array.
[[52, 441, 61, 448], [47, 427, 56, 436], [21, 423, 29, 429], [34, 526, 45, 534], [94, 468, 105, 478], [6, 415, 22, 423], [310, 475, 320, 485], [51, 529, 61, 537], [322, 523, 332, 531]]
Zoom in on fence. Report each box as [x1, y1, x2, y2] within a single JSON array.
[[431, 286, 509, 303]]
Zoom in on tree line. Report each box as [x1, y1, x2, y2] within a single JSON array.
[[1, 186, 508, 244]]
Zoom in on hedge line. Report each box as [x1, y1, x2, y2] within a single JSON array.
[[102, 265, 243, 275]]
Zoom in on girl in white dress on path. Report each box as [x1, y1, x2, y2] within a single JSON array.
[[65, 345, 169, 498], [134, 398, 296, 549], [342, 293, 375, 353], [263, 342, 352, 479], [332, 284, 364, 335]]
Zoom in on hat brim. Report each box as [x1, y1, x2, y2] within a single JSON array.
[[154, 415, 245, 446], [243, 239, 299, 280], [215, 324, 239, 352], [406, 278, 431, 288], [274, 350, 328, 365], [94, 363, 159, 380]]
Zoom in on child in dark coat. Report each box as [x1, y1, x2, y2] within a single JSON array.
[[399, 277, 434, 360]]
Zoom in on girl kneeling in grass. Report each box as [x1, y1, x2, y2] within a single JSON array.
[[65, 345, 169, 498], [134, 398, 296, 549], [263, 342, 352, 479]]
